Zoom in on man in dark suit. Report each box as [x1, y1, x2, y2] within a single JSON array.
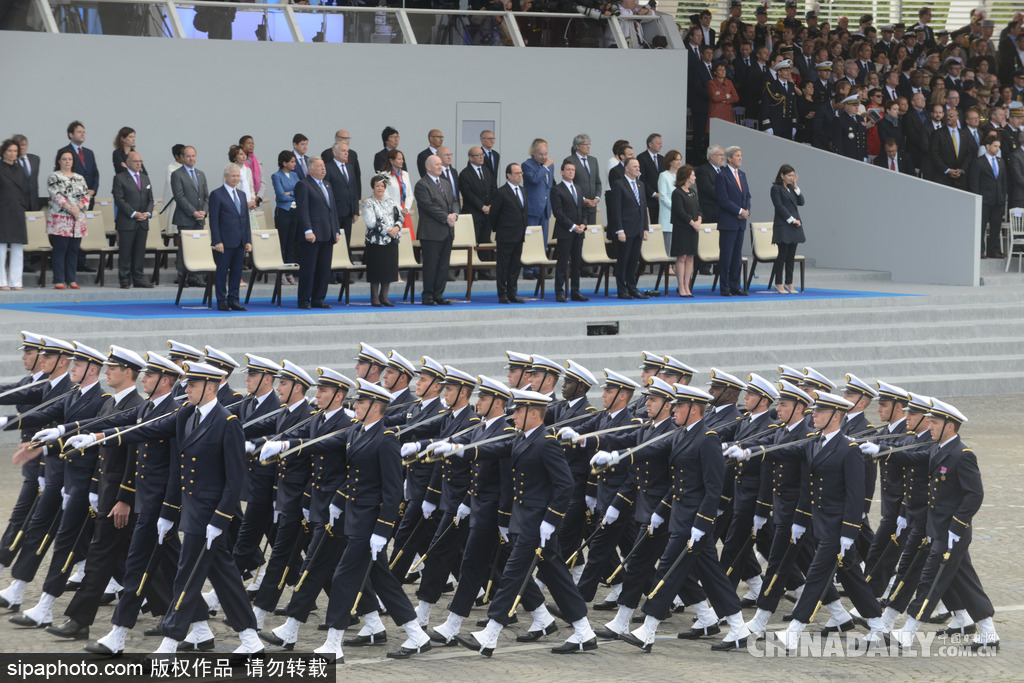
[[12, 135, 41, 210], [373, 126, 400, 175], [608, 158, 649, 300], [637, 134, 665, 223], [319, 130, 361, 195], [873, 139, 915, 174], [291, 134, 309, 180], [480, 130, 500, 183], [550, 161, 588, 303], [170, 146, 209, 286], [416, 129, 444, 179], [564, 134, 601, 226], [295, 158, 340, 310], [970, 133, 1008, 259], [437, 147, 460, 207], [902, 92, 932, 176], [459, 147, 494, 245], [58, 120, 98, 208], [930, 107, 973, 190], [208, 163, 252, 312], [414, 155, 459, 306], [488, 164, 529, 304], [714, 146, 751, 297], [695, 146, 724, 225], [324, 142, 360, 249], [689, 46, 714, 163], [112, 151, 155, 289]]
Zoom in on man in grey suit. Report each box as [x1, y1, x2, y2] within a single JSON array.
[[13, 135, 41, 210], [170, 146, 209, 286], [112, 151, 154, 288], [414, 155, 459, 306], [564, 133, 601, 225]]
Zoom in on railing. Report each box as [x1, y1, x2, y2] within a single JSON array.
[[23, 0, 685, 49]]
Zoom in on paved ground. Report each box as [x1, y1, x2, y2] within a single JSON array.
[[0, 393, 1019, 680]]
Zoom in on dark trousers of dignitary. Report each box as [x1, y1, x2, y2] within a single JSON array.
[[495, 241, 523, 301]]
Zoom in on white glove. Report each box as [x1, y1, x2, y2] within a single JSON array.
[[432, 442, 454, 457], [67, 433, 97, 450], [61, 488, 70, 510], [590, 451, 610, 467], [272, 500, 280, 524], [584, 496, 596, 514], [948, 530, 960, 550], [205, 524, 222, 549], [329, 503, 342, 526], [455, 503, 471, 525], [895, 516, 907, 537], [539, 520, 555, 548], [448, 444, 466, 458], [723, 444, 742, 459], [421, 500, 436, 519], [156, 517, 173, 544], [370, 533, 387, 560], [859, 441, 880, 456], [689, 526, 705, 546], [649, 512, 664, 532], [926, 536, 932, 545], [716, 508, 724, 517], [557, 427, 579, 441], [37, 476, 46, 492], [244, 441, 256, 454], [732, 448, 752, 461], [302, 507, 310, 522], [344, 408, 356, 419], [260, 440, 285, 462], [0, 416, 7, 429], [753, 515, 768, 534], [839, 536, 854, 556], [88, 492, 99, 511], [764, 128, 774, 135], [32, 426, 64, 443], [791, 523, 806, 542], [401, 442, 420, 458], [602, 505, 620, 526], [498, 526, 509, 543]]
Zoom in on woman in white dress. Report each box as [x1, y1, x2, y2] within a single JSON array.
[[657, 149, 683, 255], [229, 144, 259, 229], [383, 149, 415, 239]]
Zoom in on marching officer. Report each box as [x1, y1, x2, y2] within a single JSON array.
[[165, 340, 203, 400], [705, 368, 745, 546], [525, 355, 562, 405], [627, 351, 665, 417], [382, 351, 417, 414], [841, 373, 879, 556], [203, 346, 243, 406], [354, 342, 390, 384], [657, 356, 696, 388]]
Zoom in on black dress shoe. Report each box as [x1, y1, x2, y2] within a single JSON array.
[[593, 626, 622, 640], [632, 615, 645, 624], [710, 636, 748, 651], [592, 600, 618, 611], [427, 628, 458, 645], [311, 301, 331, 309], [433, 297, 449, 305], [720, 291, 732, 297], [631, 289, 648, 299], [928, 611, 951, 624], [556, 293, 567, 303], [782, 612, 794, 621], [143, 625, 163, 637], [678, 624, 721, 639], [382, 299, 395, 307], [497, 296, 510, 304], [422, 298, 437, 306], [939, 623, 977, 636], [510, 296, 526, 304], [317, 622, 329, 631], [618, 632, 652, 653], [969, 638, 999, 651], [571, 292, 589, 302], [344, 631, 387, 646], [820, 619, 856, 634], [84, 641, 122, 656], [617, 292, 633, 299], [673, 604, 687, 614], [100, 591, 120, 605], [516, 622, 559, 641], [297, 302, 311, 309], [850, 614, 869, 629], [740, 597, 758, 608], [178, 638, 215, 651], [10, 613, 50, 627], [133, 281, 155, 289], [229, 302, 247, 311], [120, 283, 131, 289], [0, 597, 20, 611], [733, 289, 749, 296], [218, 302, 231, 311], [46, 619, 89, 640], [65, 581, 82, 592], [454, 633, 493, 657], [386, 642, 430, 659], [260, 630, 285, 647], [551, 637, 597, 654], [477, 612, 517, 627]]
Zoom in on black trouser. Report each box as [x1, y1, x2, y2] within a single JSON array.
[[981, 201, 1002, 254], [907, 528, 994, 623], [556, 498, 588, 564], [9, 470, 64, 581], [117, 225, 148, 284], [286, 524, 345, 624], [253, 512, 310, 613], [325, 534, 416, 631], [487, 532, 587, 627], [111, 515, 181, 628], [274, 208, 298, 264], [0, 476, 39, 567], [420, 236, 453, 302], [718, 227, 746, 293], [756, 506, 812, 613], [886, 526, 929, 613], [618, 524, 669, 609], [64, 511, 136, 626], [162, 531, 256, 640], [577, 514, 636, 602], [495, 240, 522, 300], [865, 512, 907, 597], [791, 536, 881, 623], [641, 531, 742, 622], [389, 510, 439, 582], [48, 235, 81, 285], [719, 504, 772, 584], [297, 239, 332, 305], [554, 233, 584, 295], [232, 496, 274, 575], [448, 524, 509, 618], [614, 232, 642, 293], [416, 511, 470, 604], [38, 475, 93, 596], [214, 244, 244, 305], [771, 242, 797, 285]]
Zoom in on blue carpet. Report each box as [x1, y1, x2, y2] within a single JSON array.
[[0, 287, 914, 320]]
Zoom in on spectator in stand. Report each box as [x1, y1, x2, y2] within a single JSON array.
[[876, 99, 905, 151], [708, 63, 739, 130], [239, 135, 266, 202], [112, 126, 147, 178], [271, 150, 300, 281], [796, 79, 818, 143], [46, 149, 90, 290], [969, 133, 1007, 259]]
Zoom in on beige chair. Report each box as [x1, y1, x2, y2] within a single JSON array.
[[580, 225, 616, 297], [349, 214, 367, 252], [1006, 209, 1024, 272], [80, 210, 117, 286], [174, 230, 215, 306], [448, 214, 479, 300], [332, 231, 365, 305], [639, 224, 675, 295], [245, 228, 300, 306], [396, 227, 424, 303], [24, 211, 52, 286], [94, 197, 115, 238], [745, 222, 804, 292], [520, 225, 558, 299], [145, 222, 177, 285], [689, 224, 747, 293]]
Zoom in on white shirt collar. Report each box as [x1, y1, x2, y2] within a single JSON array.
[[79, 380, 99, 395], [195, 398, 219, 423], [49, 371, 69, 388], [888, 417, 906, 433], [223, 183, 240, 194], [821, 427, 841, 445], [323, 406, 343, 420], [150, 392, 171, 408], [484, 414, 504, 427], [523, 425, 541, 438], [287, 398, 306, 412], [112, 386, 136, 404], [940, 435, 957, 448]]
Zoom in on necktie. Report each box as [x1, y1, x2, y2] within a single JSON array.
[[581, 156, 589, 174], [318, 181, 329, 204], [189, 409, 201, 435], [890, 157, 896, 171], [952, 130, 959, 157], [298, 156, 306, 174], [340, 164, 348, 182], [744, 58, 749, 67], [189, 168, 197, 187], [20, 157, 29, 178], [973, 129, 979, 145], [436, 178, 445, 195], [135, 173, 141, 190], [630, 180, 639, 204], [569, 183, 577, 203], [143, 402, 155, 419], [514, 186, 522, 205], [476, 167, 483, 181], [733, 168, 742, 191], [992, 157, 999, 178], [232, 189, 241, 214], [485, 151, 492, 170], [444, 169, 452, 190], [76, 146, 85, 167]]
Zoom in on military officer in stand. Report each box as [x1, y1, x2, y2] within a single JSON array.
[[833, 94, 869, 161], [761, 60, 799, 139]]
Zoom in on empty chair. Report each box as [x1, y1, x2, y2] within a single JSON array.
[[520, 225, 558, 299], [23, 211, 51, 287], [448, 214, 479, 300], [245, 228, 300, 306], [396, 226, 424, 303], [144, 221, 177, 285], [639, 224, 675, 295], [1007, 210, 1024, 272], [580, 225, 616, 297], [332, 231, 365, 305], [79, 210, 117, 286], [174, 229, 215, 306]]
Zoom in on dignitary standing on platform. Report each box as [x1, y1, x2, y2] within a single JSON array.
[[769, 164, 805, 295], [714, 146, 751, 297], [550, 161, 588, 303], [295, 157, 339, 310], [608, 158, 650, 300], [489, 164, 529, 305], [111, 152, 154, 289], [208, 164, 252, 312], [415, 155, 459, 307]]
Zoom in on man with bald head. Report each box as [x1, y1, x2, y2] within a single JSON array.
[[417, 129, 445, 179], [324, 142, 360, 249], [415, 155, 459, 306], [112, 150, 155, 288], [320, 129, 361, 194]]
